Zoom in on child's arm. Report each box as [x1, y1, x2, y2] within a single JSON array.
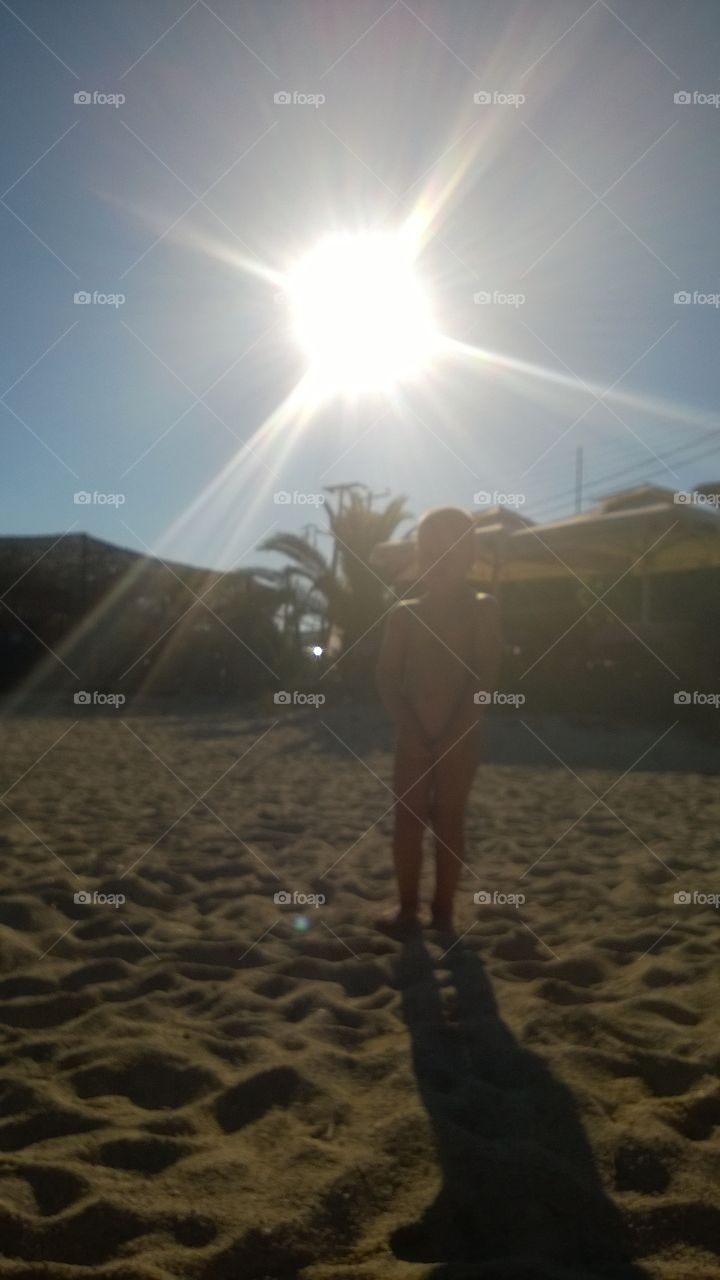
[[376, 604, 432, 747], [428, 593, 503, 752], [472, 592, 502, 700]]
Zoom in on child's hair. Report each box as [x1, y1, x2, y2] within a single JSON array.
[[416, 507, 475, 581], [418, 506, 473, 547]]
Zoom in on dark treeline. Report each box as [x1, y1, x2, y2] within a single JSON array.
[[1, 503, 718, 726]]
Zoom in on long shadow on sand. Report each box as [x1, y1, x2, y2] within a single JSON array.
[[392, 936, 649, 1279]]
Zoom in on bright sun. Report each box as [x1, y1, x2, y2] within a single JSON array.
[[285, 230, 438, 397]]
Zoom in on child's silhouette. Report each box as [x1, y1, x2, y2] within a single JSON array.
[[375, 507, 501, 937]]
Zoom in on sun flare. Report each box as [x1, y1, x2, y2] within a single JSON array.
[[285, 230, 438, 398]]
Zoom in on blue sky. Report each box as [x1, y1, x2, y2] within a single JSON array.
[[2, 0, 719, 571]]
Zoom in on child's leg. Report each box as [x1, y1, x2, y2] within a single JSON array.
[[429, 729, 480, 927], [387, 736, 433, 919]]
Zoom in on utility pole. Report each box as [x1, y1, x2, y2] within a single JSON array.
[[575, 446, 584, 514], [299, 522, 319, 549], [365, 487, 390, 510]]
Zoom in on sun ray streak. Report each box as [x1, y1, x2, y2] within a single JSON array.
[[444, 336, 714, 430]]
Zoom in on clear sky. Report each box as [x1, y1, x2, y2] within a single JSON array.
[[2, 0, 719, 571]]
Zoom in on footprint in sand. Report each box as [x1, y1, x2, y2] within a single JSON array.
[[666, 1093, 720, 1141], [91, 1135, 192, 1174], [630, 997, 700, 1027], [214, 1065, 312, 1134], [70, 1051, 219, 1110], [613, 1139, 673, 1193], [634, 1051, 708, 1098], [0, 1103, 108, 1153], [0, 992, 96, 1029], [0, 1161, 88, 1215]]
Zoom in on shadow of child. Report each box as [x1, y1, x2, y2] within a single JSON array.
[[391, 935, 649, 1278]]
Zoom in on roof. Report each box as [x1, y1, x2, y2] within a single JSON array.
[[594, 484, 676, 512]]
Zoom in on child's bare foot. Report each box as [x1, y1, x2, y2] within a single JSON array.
[[373, 909, 420, 939], [427, 910, 455, 935]]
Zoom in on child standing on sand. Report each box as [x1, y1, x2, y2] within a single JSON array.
[[375, 507, 502, 938]]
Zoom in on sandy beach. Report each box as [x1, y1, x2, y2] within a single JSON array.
[[0, 705, 718, 1279]]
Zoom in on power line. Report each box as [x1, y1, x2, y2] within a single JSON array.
[[528, 427, 720, 520], [522, 413, 719, 514]]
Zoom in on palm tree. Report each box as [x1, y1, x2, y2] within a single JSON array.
[[249, 561, 326, 648], [254, 487, 412, 666]]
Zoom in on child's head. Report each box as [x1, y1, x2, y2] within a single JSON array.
[[417, 506, 474, 591]]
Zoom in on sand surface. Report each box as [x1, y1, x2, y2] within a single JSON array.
[[0, 706, 718, 1279]]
